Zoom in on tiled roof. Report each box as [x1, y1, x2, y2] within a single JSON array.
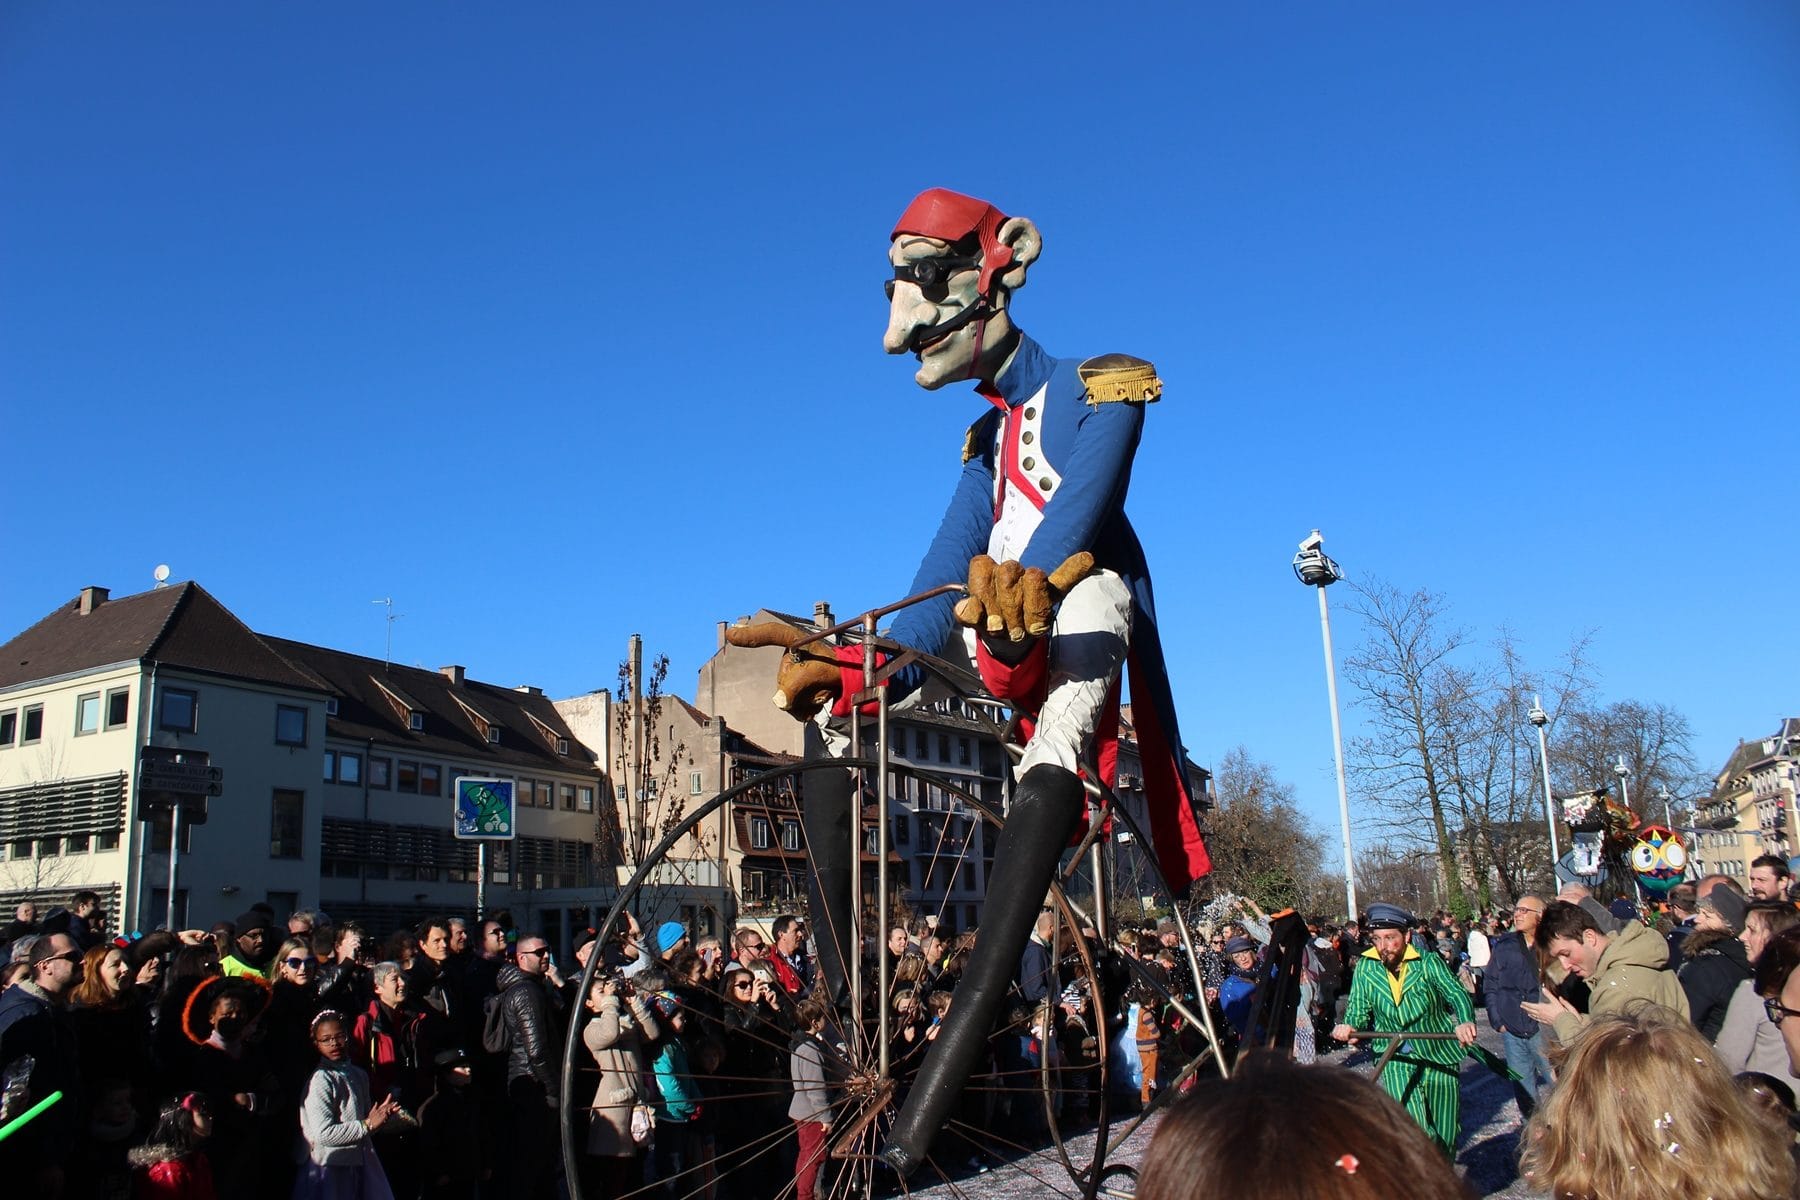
[[263, 637, 602, 778], [0, 583, 322, 694]]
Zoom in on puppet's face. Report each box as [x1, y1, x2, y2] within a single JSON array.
[[884, 234, 994, 389], [1629, 825, 1687, 894]]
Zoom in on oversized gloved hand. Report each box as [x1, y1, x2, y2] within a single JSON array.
[[722, 622, 845, 721], [952, 552, 1095, 642]]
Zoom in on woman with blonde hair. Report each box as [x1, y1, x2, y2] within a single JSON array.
[[1520, 1006, 1795, 1200]]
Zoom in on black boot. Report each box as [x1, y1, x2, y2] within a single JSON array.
[[880, 763, 1085, 1177], [803, 763, 855, 1011]]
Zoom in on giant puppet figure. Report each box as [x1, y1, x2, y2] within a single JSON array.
[[727, 188, 1210, 1174]]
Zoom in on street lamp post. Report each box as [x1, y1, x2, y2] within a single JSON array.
[[1527, 696, 1561, 876], [1293, 530, 1358, 920], [1614, 755, 1632, 812], [1655, 785, 1673, 827]]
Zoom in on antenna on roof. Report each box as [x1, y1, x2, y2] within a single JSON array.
[[153, 564, 171, 588], [371, 597, 405, 671]]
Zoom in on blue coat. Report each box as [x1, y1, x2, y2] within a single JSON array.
[[885, 333, 1209, 890], [1482, 929, 1542, 1036]]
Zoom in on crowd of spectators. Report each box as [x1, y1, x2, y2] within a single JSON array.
[[0, 895, 1140, 1200]]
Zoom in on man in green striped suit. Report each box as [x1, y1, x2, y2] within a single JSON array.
[[1331, 903, 1477, 1154]]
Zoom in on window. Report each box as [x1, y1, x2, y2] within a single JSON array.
[[323, 750, 337, 781], [489, 842, 511, 885], [22, 704, 44, 745], [894, 816, 910, 846], [275, 705, 308, 746], [78, 690, 104, 737], [536, 780, 553, 809], [750, 817, 771, 850], [105, 688, 129, 730], [518, 777, 537, 807], [419, 763, 442, 797], [65, 832, 90, 854], [96, 829, 120, 852], [38, 836, 60, 858], [0, 710, 14, 747], [369, 757, 391, 789], [560, 783, 576, 811], [959, 737, 971, 766], [270, 790, 303, 858], [578, 785, 595, 813], [325, 697, 339, 716], [338, 752, 361, 786], [937, 734, 949, 762], [160, 690, 197, 733], [397, 761, 419, 793], [556, 738, 570, 756], [8, 839, 29, 859], [690, 771, 704, 795], [781, 820, 801, 851], [74, 693, 101, 735], [408, 711, 425, 731], [913, 729, 927, 759], [615, 784, 628, 802]]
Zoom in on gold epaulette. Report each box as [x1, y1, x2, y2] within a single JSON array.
[[1079, 354, 1162, 406], [962, 417, 986, 463]]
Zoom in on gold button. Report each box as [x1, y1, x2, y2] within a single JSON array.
[[1021, 431, 1034, 444], [1039, 478, 1053, 491], [1022, 457, 1035, 470], [1024, 407, 1036, 419]]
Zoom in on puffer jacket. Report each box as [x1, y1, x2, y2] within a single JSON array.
[[1550, 918, 1690, 1044], [495, 964, 564, 1104], [1679, 929, 1752, 1041]]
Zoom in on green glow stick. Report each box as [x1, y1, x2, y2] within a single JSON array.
[[0, 1090, 63, 1143]]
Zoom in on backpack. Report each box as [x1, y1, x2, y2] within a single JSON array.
[[481, 991, 511, 1055]]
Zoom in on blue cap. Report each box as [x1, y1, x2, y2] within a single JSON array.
[[1222, 936, 1257, 956], [1364, 903, 1413, 930], [655, 921, 687, 957]]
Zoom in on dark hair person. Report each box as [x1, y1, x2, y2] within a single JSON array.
[[1136, 1053, 1471, 1200]]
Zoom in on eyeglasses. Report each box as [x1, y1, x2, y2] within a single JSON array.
[[285, 957, 311, 970], [732, 981, 754, 991], [315, 1033, 350, 1045], [518, 948, 548, 958], [1764, 997, 1800, 1026], [885, 254, 982, 302], [41, 951, 82, 965]]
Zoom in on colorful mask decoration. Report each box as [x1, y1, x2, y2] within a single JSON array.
[[1629, 824, 1688, 894]]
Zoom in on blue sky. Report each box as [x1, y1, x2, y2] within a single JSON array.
[[5, 4, 1796, 868]]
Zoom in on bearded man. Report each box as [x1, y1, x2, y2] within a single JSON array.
[[726, 188, 1210, 1175], [1332, 903, 1477, 1155]]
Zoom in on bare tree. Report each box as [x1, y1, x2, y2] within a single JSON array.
[[1553, 699, 1704, 824], [1198, 747, 1334, 914], [1341, 581, 1470, 915]]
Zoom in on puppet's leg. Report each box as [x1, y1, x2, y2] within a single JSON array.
[[802, 762, 855, 1009], [883, 573, 1131, 1175]]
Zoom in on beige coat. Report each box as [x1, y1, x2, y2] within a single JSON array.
[[1551, 919, 1690, 1044], [584, 992, 660, 1157]]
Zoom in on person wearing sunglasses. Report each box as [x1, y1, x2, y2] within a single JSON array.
[[726, 188, 1211, 1178], [0, 932, 85, 1193]]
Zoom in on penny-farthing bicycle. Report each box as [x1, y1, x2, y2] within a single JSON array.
[[561, 585, 1227, 1200]]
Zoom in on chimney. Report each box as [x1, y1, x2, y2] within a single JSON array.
[[717, 621, 728, 650], [440, 665, 465, 687], [79, 586, 110, 615], [814, 600, 834, 628]]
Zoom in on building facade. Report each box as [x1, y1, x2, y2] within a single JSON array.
[[1693, 720, 1800, 884], [0, 582, 609, 948]]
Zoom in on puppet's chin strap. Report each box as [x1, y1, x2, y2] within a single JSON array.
[[906, 294, 995, 361]]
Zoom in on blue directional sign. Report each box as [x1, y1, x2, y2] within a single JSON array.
[[453, 777, 515, 840]]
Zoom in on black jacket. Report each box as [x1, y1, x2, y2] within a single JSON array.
[[1679, 930, 1751, 1042], [1482, 930, 1542, 1036], [495, 964, 564, 1104]]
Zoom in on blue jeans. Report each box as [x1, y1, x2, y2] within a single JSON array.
[[1502, 1028, 1554, 1112]]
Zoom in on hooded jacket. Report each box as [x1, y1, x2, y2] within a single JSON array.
[[1678, 929, 1752, 1042], [1550, 919, 1690, 1044]]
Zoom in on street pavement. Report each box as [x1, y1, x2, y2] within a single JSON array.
[[898, 1025, 1548, 1199]]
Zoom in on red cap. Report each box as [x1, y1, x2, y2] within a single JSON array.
[[891, 187, 1013, 295]]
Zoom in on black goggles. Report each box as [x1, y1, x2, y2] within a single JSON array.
[[885, 254, 982, 301]]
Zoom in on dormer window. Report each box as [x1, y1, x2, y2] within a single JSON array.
[[325, 697, 339, 717], [487, 728, 502, 745], [556, 738, 570, 756], [409, 711, 425, 732]]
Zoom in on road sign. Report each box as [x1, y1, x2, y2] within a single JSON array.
[[453, 777, 515, 840], [138, 758, 224, 797]]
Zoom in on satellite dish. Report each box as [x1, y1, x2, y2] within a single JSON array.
[[153, 564, 171, 587]]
